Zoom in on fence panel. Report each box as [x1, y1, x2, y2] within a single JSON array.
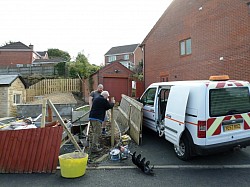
[[115, 94, 143, 145], [26, 79, 81, 102]]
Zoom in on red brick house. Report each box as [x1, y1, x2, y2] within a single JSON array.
[[83, 61, 134, 103], [0, 42, 49, 66], [141, 0, 250, 88], [104, 44, 143, 70]]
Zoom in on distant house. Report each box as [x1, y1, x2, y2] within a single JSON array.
[[104, 44, 142, 70], [141, 0, 250, 88], [0, 42, 49, 66], [0, 75, 27, 117], [37, 51, 49, 59]]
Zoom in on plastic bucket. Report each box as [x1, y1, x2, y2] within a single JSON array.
[[110, 149, 120, 161], [59, 152, 88, 178]]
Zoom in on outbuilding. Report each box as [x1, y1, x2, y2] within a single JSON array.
[[0, 75, 27, 117], [84, 61, 134, 103]]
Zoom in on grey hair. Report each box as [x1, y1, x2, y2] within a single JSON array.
[[97, 84, 103, 89], [101, 91, 109, 97]]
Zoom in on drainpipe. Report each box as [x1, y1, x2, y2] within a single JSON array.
[[139, 44, 145, 89]]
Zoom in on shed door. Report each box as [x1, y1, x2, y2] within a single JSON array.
[[103, 78, 128, 102]]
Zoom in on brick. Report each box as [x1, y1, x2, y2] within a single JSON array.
[[142, 0, 250, 88]]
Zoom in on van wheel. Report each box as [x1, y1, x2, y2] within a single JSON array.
[[174, 135, 191, 161]]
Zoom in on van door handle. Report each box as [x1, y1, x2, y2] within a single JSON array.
[[149, 109, 154, 112], [166, 114, 171, 118]]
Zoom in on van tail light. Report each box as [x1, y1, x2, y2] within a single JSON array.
[[197, 120, 206, 138]]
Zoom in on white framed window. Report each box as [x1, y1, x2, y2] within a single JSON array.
[[108, 56, 116, 62], [13, 93, 21, 104], [124, 54, 129, 60], [180, 38, 192, 56]]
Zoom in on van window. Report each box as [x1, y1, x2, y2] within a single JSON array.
[[209, 87, 250, 117], [141, 88, 157, 106]]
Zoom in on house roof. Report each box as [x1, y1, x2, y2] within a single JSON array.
[[37, 51, 47, 56], [141, 1, 174, 45], [89, 61, 134, 77], [105, 44, 140, 56], [0, 41, 31, 50], [0, 74, 27, 88], [33, 58, 65, 63]]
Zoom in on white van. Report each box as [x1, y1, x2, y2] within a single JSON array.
[[139, 75, 250, 160]]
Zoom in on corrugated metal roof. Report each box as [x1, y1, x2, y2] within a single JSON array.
[[105, 44, 139, 56]]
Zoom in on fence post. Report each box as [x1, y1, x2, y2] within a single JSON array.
[[111, 97, 115, 146], [41, 99, 47, 128]]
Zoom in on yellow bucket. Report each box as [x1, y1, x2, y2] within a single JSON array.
[[59, 152, 88, 178]]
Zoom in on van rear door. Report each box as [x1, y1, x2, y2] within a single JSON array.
[[164, 85, 190, 145]]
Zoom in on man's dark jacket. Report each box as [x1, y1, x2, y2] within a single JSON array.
[[89, 95, 114, 122]]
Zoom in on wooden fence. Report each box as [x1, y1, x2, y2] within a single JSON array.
[[115, 94, 143, 145], [26, 79, 81, 102]]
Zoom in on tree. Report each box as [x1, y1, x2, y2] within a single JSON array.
[[133, 60, 144, 81], [67, 52, 100, 79], [55, 62, 66, 77], [47, 48, 71, 62]]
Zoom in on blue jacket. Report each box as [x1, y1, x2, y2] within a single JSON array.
[[89, 95, 114, 122]]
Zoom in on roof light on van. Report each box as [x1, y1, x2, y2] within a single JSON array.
[[209, 75, 229, 81]]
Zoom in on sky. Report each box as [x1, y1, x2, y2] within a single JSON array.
[[0, 0, 173, 65]]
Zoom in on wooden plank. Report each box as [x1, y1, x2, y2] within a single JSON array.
[[111, 108, 114, 146], [47, 99, 82, 152], [41, 99, 46, 128]]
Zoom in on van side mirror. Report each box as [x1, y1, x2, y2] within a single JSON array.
[[137, 97, 146, 105]]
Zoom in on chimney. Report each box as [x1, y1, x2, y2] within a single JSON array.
[[29, 44, 34, 50]]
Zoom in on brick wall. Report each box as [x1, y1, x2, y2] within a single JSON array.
[[143, 0, 250, 88], [134, 47, 143, 66], [0, 51, 32, 66]]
